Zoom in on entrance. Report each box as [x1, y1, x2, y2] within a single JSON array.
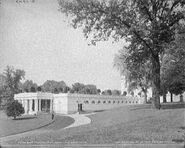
[[78, 103, 83, 112], [41, 100, 50, 112]]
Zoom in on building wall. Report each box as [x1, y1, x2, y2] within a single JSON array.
[[14, 92, 141, 115], [53, 94, 68, 114], [66, 94, 139, 114]]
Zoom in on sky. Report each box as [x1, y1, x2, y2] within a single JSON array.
[[0, 0, 126, 90]]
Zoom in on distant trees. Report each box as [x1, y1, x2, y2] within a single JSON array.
[[112, 90, 121, 96], [20, 80, 38, 93], [70, 82, 100, 94], [41, 80, 67, 93], [5, 100, 25, 119]]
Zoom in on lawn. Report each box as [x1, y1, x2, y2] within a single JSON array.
[[0, 111, 53, 137], [0, 111, 74, 138], [5, 104, 185, 145]]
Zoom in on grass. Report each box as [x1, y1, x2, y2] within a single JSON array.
[[5, 104, 185, 145], [0, 111, 53, 137]]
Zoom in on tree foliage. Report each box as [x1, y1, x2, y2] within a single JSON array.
[[59, 0, 185, 109], [71, 83, 99, 94], [114, 49, 152, 103], [41, 80, 67, 93], [20, 80, 38, 92], [112, 89, 121, 96], [5, 100, 25, 119], [102, 89, 112, 95], [2, 66, 25, 102], [161, 28, 185, 96]]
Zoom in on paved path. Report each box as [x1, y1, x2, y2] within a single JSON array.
[[0, 112, 95, 144], [63, 112, 96, 129]]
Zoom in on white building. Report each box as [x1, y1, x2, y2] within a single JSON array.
[[14, 92, 142, 115]]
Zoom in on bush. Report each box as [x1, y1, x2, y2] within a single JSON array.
[[5, 100, 25, 119]]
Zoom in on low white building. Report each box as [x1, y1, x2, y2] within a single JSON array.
[[14, 92, 142, 115]]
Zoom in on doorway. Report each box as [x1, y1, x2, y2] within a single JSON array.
[[78, 103, 83, 112]]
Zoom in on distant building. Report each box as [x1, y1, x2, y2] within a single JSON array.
[[14, 92, 142, 115]]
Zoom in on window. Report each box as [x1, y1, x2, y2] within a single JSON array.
[[103, 101, 106, 103], [126, 101, 127, 103], [98, 101, 101, 104], [133, 101, 135, 103], [108, 101, 111, 103], [118, 101, 120, 103], [113, 101, 115, 103], [84, 101, 89, 104], [122, 101, 124, 103], [129, 101, 131, 103], [136, 101, 138, 103], [92, 100, 95, 104]]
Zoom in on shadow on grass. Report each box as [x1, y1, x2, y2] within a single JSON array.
[[130, 105, 152, 111], [94, 110, 105, 112], [172, 139, 185, 143], [13, 116, 37, 120], [130, 103, 185, 111], [161, 103, 185, 109]]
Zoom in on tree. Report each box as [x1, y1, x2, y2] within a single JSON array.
[[20, 80, 38, 92], [160, 27, 185, 102], [37, 86, 42, 92], [63, 86, 70, 93], [114, 49, 152, 103], [42, 80, 67, 93], [72, 82, 85, 93], [97, 89, 101, 95], [112, 89, 121, 96], [5, 100, 25, 119], [59, 0, 185, 109], [102, 89, 112, 95], [0, 75, 6, 107], [83, 84, 98, 94], [3, 66, 25, 102], [122, 91, 127, 96], [30, 86, 36, 92]]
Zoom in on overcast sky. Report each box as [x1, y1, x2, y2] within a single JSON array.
[[0, 0, 126, 90]]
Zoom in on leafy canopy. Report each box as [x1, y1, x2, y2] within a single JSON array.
[[6, 100, 25, 119]]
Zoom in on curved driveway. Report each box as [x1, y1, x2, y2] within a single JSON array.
[[63, 112, 96, 129]]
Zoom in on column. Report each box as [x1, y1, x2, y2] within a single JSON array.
[[35, 99, 38, 113], [39, 99, 41, 111], [45, 100, 48, 111], [50, 99, 52, 113], [29, 99, 33, 112], [25, 100, 28, 114]]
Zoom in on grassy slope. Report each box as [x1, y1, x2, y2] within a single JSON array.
[[0, 112, 74, 138], [7, 105, 185, 144]]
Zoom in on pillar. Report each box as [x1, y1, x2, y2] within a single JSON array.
[[45, 100, 48, 111], [35, 99, 38, 113], [39, 99, 41, 111], [25, 100, 28, 114], [29, 99, 33, 112], [50, 99, 52, 112]]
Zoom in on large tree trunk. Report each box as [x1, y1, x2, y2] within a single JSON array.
[[151, 56, 161, 109]]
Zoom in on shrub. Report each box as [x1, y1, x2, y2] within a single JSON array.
[[5, 100, 25, 119]]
